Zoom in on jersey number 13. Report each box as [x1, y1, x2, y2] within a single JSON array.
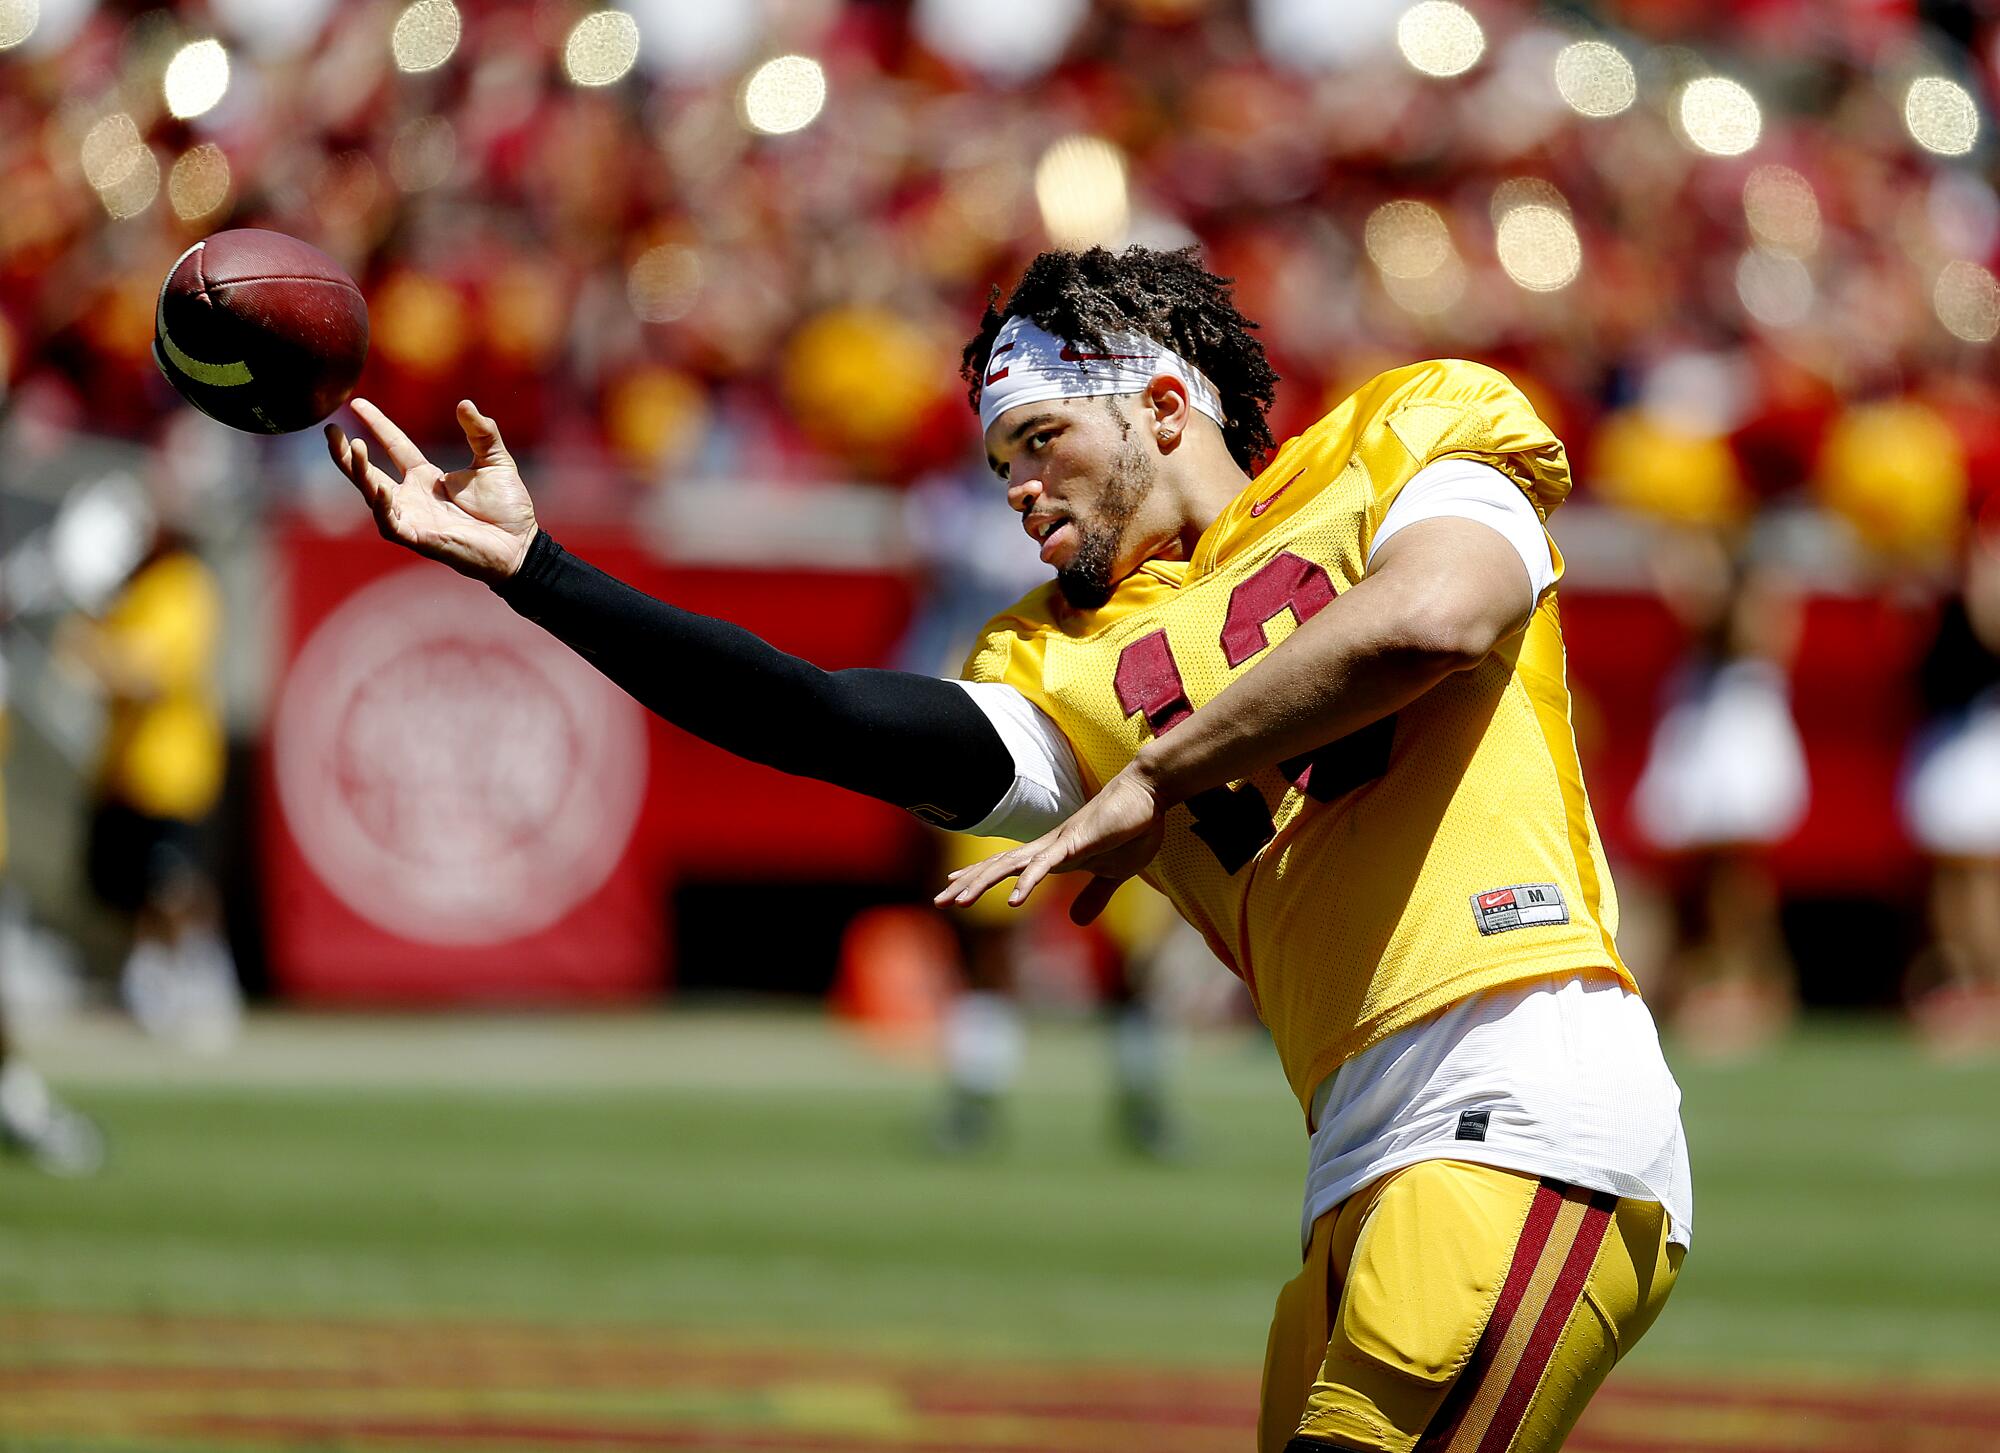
[[1112, 551, 1395, 873]]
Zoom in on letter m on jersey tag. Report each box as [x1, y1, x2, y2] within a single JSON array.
[[1470, 883, 1568, 935]]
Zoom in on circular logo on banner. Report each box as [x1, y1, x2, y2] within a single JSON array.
[[274, 566, 649, 946]]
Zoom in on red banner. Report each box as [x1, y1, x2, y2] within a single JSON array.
[[264, 516, 919, 1004]]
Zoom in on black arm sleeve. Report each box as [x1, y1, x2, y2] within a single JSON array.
[[492, 530, 1017, 828]]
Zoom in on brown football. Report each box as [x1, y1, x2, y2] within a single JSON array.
[[153, 229, 370, 434]]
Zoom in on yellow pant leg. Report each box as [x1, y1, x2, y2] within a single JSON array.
[[1260, 1160, 1683, 1453], [1500, 1197, 1682, 1453], [1260, 1213, 1338, 1453]]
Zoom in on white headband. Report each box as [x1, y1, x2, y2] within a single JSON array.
[[975, 315, 1227, 434]]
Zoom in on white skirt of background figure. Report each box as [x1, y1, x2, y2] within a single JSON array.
[[1902, 688, 2000, 858], [1633, 659, 1810, 851]]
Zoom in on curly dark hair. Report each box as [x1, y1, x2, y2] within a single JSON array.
[[961, 246, 1279, 472]]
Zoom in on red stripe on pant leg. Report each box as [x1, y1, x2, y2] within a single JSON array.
[[1415, 1180, 1568, 1453], [1472, 1191, 1617, 1453]]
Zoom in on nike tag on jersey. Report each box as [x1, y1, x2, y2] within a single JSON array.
[[1470, 883, 1568, 935], [1455, 1108, 1491, 1142]]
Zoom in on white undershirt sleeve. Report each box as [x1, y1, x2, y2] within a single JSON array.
[[1366, 458, 1556, 611], [948, 680, 1089, 840]]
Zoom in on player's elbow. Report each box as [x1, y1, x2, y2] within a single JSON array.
[[1387, 598, 1513, 676]]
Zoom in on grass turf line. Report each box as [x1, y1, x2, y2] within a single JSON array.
[[0, 1013, 1994, 1376]]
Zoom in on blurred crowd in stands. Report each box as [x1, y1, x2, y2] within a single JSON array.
[[1, 0, 1997, 540]]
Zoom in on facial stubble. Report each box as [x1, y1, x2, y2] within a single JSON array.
[[1055, 424, 1156, 611]]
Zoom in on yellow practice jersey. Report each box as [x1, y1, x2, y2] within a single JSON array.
[[93, 550, 226, 823], [965, 360, 1635, 1116]]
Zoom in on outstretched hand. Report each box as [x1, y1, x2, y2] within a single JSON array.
[[326, 398, 538, 585], [933, 762, 1170, 926]]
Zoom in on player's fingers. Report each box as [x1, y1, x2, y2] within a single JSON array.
[[1068, 875, 1120, 926], [933, 864, 977, 904], [1006, 849, 1063, 906], [457, 399, 512, 465], [944, 857, 1016, 883], [351, 397, 431, 474], [934, 861, 1004, 905], [1008, 860, 1056, 904], [328, 425, 367, 493], [934, 849, 1025, 907], [347, 437, 403, 514]]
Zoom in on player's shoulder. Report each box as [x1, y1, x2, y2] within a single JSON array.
[[962, 568, 1182, 674], [1257, 360, 1539, 473], [970, 582, 1063, 641], [1338, 357, 1543, 429], [960, 585, 1061, 689], [1321, 358, 1570, 519]]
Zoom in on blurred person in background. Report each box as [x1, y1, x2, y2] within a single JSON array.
[[1631, 529, 1809, 1054], [1901, 518, 2000, 1054], [903, 468, 1183, 1156], [328, 244, 1689, 1453], [0, 634, 105, 1175], [57, 523, 239, 1054], [933, 834, 1181, 1157]]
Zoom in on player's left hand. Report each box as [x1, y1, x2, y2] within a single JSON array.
[[934, 762, 1168, 925]]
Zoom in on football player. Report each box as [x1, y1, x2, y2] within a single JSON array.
[[329, 245, 1689, 1453]]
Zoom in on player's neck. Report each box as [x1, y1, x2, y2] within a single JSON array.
[[1119, 429, 1251, 571], [1167, 436, 1253, 556]]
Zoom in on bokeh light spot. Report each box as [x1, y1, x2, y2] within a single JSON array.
[[1904, 76, 1979, 157], [1935, 260, 2000, 343], [1496, 204, 1581, 291], [1364, 200, 1453, 280], [1034, 134, 1129, 248], [98, 145, 160, 220], [80, 113, 146, 191], [389, 116, 457, 192], [627, 244, 704, 323], [168, 142, 231, 221], [392, 0, 460, 73], [1383, 251, 1467, 316], [163, 39, 231, 120], [1677, 76, 1761, 157], [1742, 165, 1820, 257], [564, 10, 641, 87], [1735, 249, 1813, 329], [739, 54, 827, 135], [1395, 1, 1484, 79], [1552, 40, 1635, 118], [0, 0, 37, 50], [1490, 177, 1568, 226]]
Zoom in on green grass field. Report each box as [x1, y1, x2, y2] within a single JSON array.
[[2, 1011, 1996, 1450]]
